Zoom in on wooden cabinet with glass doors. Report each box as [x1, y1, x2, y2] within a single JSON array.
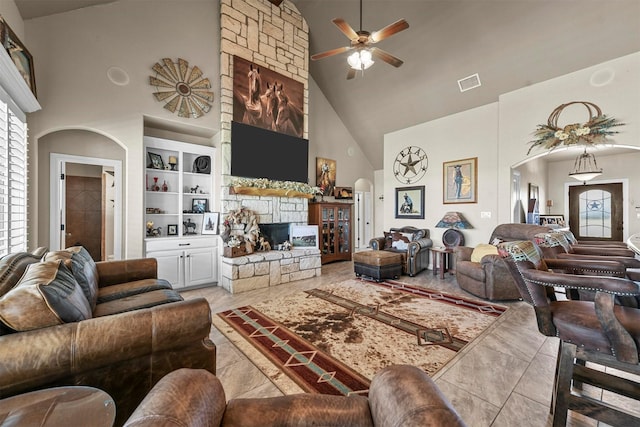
[[308, 202, 352, 264]]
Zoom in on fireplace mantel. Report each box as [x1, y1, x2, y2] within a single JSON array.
[[230, 186, 314, 199]]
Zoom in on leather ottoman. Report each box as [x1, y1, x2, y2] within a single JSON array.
[[353, 250, 403, 282]]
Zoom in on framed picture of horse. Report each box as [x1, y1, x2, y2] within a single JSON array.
[[232, 55, 304, 138], [443, 157, 478, 204], [316, 157, 336, 197], [395, 186, 425, 219]]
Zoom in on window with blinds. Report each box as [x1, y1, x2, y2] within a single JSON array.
[[0, 99, 27, 257]]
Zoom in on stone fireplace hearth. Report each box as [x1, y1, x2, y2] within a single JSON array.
[[219, 191, 321, 294]]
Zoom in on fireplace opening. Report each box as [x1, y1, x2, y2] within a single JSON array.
[[259, 223, 290, 249]]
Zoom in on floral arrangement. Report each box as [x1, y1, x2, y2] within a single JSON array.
[[527, 101, 624, 154], [231, 177, 321, 195]]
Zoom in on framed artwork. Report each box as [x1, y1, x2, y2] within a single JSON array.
[[316, 157, 336, 196], [395, 186, 425, 219], [232, 55, 304, 138], [539, 214, 565, 228], [167, 224, 178, 236], [289, 225, 319, 248], [148, 152, 164, 169], [334, 186, 353, 199], [443, 157, 478, 204], [191, 198, 208, 213], [202, 212, 219, 234], [0, 17, 36, 97]]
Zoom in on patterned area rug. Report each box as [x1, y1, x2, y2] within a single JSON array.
[[213, 278, 507, 396]]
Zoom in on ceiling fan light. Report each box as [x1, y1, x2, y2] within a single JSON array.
[[347, 49, 374, 70]]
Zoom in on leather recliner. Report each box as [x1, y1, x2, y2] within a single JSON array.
[[453, 223, 551, 300]]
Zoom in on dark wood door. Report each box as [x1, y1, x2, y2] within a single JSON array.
[[568, 183, 623, 242], [65, 176, 103, 261]]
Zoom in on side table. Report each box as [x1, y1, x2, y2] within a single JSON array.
[[0, 386, 115, 426], [430, 247, 455, 279]]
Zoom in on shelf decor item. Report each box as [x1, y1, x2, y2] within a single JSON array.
[[148, 152, 164, 169], [0, 17, 36, 97]]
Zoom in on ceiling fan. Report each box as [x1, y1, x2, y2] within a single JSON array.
[[310, 0, 409, 79]]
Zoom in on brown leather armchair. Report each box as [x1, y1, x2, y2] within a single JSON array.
[[499, 240, 640, 426], [124, 365, 467, 427], [453, 223, 551, 300], [369, 226, 433, 276]]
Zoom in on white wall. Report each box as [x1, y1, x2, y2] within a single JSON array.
[[383, 52, 640, 248], [385, 103, 499, 248], [498, 52, 640, 226]]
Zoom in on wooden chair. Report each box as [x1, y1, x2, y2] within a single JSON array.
[[498, 240, 640, 426]]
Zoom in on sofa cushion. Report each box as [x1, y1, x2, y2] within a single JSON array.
[[93, 289, 183, 317], [470, 244, 499, 263], [383, 232, 393, 249], [390, 232, 411, 250], [44, 246, 99, 310], [96, 278, 173, 303], [0, 260, 92, 331]]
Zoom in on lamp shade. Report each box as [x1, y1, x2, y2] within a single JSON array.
[[435, 212, 473, 229]]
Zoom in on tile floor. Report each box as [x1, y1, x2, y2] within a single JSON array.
[[181, 261, 635, 427]]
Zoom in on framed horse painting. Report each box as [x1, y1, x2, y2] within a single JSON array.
[[443, 157, 477, 204], [232, 55, 304, 138]]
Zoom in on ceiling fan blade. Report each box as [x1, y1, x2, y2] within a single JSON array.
[[332, 18, 359, 41], [347, 68, 356, 80], [311, 46, 352, 61], [371, 47, 404, 67], [370, 19, 409, 43]]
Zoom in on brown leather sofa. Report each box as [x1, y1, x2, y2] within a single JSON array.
[[124, 365, 467, 427], [0, 247, 216, 426], [369, 226, 433, 276], [454, 223, 551, 300]]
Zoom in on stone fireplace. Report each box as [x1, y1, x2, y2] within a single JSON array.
[[217, 1, 319, 294]]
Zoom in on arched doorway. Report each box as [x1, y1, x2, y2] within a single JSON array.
[[38, 129, 126, 259]]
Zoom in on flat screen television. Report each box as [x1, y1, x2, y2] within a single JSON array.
[[231, 121, 309, 183]]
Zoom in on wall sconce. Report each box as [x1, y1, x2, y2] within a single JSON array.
[[378, 195, 384, 201]]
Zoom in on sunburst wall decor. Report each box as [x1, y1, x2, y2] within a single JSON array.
[[149, 58, 213, 119]]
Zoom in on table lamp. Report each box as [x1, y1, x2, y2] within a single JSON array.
[[435, 212, 473, 248]]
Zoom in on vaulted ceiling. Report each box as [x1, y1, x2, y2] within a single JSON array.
[[15, 0, 640, 168]]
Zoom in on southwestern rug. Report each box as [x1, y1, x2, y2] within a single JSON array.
[[213, 278, 507, 396]]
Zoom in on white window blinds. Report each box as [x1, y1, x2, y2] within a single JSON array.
[[0, 99, 27, 256]]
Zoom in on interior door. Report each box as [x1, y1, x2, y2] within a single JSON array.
[[568, 183, 623, 242]]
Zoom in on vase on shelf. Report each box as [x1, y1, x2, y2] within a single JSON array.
[[152, 177, 160, 192], [162, 180, 168, 192]]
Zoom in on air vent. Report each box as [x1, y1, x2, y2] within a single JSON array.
[[457, 73, 481, 92]]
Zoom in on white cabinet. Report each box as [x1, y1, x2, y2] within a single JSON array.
[[143, 136, 218, 289]]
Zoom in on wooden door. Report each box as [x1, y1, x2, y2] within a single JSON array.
[[65, 176, 103, 260], [568, 183, 623, 242]]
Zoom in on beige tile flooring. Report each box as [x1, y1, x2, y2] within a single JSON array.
[[181, 261, 631, 427]]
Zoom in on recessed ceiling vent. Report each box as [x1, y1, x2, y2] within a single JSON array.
[[457, 73, 481, 92]]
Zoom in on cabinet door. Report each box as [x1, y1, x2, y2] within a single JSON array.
[[148, 250, 184, 288], [185, 247, 216, 287]]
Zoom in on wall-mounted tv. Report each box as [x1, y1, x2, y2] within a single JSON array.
[[231, 121, 309, 183]]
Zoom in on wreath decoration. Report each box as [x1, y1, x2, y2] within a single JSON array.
[[527, 101, 624, 154]]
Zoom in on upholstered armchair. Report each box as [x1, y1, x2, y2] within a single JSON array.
[[369, 226, 433, 276], [499, 240, 640, 426], [453, 223, 551, 300]]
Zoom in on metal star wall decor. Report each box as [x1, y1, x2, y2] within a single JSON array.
[[149, 58, 214, 118], [393, 146, 428, 184]]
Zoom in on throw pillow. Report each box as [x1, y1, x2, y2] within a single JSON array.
[[44, 246, 98, 309], [490, 237, 503, 246], [383, 231, 393, 249], [391, 232, 411, 250], [471, 244, 499, 262], [0, 260, 92, 332]]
